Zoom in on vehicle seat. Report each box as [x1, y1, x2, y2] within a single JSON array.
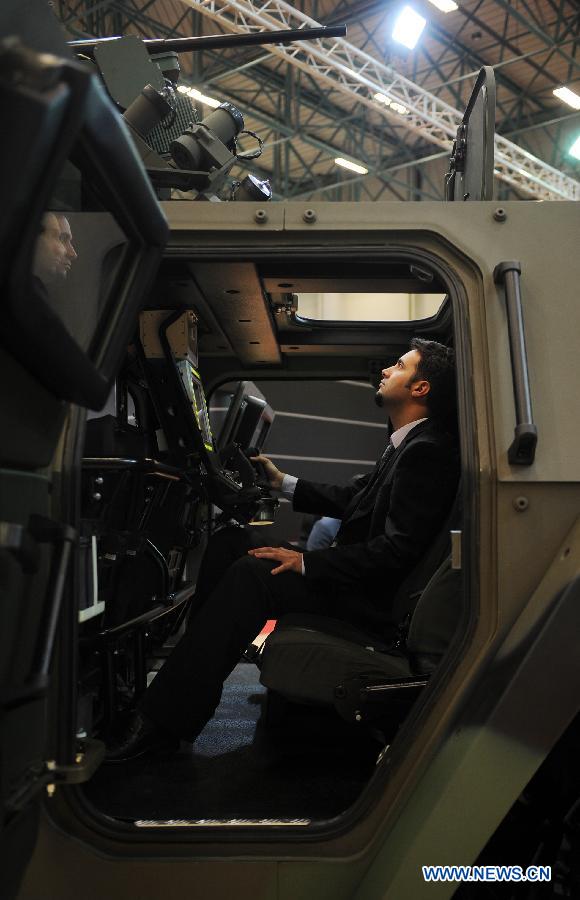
[[258, 554, 462, 726]]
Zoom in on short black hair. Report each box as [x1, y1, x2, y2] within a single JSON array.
[[409, 338, 456, 421]]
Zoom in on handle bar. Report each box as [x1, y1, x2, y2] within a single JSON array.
[[494, 261, 538, 466]]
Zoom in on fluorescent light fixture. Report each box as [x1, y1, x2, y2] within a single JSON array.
[[335, 157, 369, 175], [373, 92, 409, 115], [569, 135, 580, 161], [427, 0, 458, 10], [177, 84, 221, 108], [392, 7, 427, 50], [553, 86, 580, 110]]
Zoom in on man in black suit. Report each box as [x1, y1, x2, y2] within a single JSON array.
[[107, 338, 459, 760]]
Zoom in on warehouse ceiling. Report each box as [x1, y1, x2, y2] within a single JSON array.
[[56, 0, 580, 201]]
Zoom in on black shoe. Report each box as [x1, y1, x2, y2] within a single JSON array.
[[104, 711, 179, 763]]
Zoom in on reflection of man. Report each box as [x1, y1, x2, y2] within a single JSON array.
[[55, 213, 77, 276], [33, 212, 77, 284], [108, 339, 459, 761]]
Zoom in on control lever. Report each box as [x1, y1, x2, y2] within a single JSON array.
[[245, 446, 279, 526], [220, 442, 256, 488], [214, 443, 278, 525], [245, 445, 270, 489]]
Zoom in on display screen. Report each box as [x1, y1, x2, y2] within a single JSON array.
[[216, 381, 274, 453]]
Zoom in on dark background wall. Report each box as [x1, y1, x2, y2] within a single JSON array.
[[210, 379, 389, 544]]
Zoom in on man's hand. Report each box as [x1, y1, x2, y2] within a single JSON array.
[[248, 546, 303, 575], [250, 454, 285, 491]]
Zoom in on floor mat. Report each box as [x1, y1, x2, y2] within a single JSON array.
[[83, 662, 378, 822]]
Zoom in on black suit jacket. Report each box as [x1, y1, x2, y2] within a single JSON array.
[[292, 419, 459, 626]]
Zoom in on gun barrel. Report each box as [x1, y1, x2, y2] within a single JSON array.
[[68, 25, 347, 55]]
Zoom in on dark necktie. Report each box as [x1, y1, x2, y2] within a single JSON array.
[[378, 440, 395, 469], [341, 441, 395, 525], [364, 441, 395, 491]]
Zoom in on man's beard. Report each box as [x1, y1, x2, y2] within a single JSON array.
[[374, 388, 384, 408]]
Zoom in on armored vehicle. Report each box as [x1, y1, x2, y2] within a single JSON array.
[[1, 2, 579, 898]]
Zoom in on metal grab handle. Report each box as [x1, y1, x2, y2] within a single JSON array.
[[493, 261, 538, 466]]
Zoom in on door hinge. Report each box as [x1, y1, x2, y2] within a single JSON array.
[[45, 739, 106, 796], [8, 740, 105, 809]]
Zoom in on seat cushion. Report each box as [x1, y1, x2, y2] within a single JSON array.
[[259, 625, 412, 706]]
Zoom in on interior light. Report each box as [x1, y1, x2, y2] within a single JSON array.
[[427, 0, 458, 10], [569, 135, 580, 161], [335, 157, 369, 175], [177, 84, 221, 109], [553, 86, 580, 110], [392, 7, 427, 50]]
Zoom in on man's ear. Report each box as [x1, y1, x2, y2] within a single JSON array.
[[411, 379, 430, 400]]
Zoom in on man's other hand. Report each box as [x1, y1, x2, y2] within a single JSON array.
[[250, 455, 285, 491], [248, 546, 303, 575]]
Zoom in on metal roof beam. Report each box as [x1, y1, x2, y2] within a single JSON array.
[[491, 0, 580, 74]]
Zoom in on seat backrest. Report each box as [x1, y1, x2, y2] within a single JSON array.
[[386, 486, 462, 630], [405, 555, 463, 673]]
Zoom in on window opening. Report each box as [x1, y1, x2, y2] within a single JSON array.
[[296, 291, 446, 322]]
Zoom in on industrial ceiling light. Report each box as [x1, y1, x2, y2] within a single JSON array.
[[392, 7, 427, 50], [373, 91, 409, 115], [426, 0, 458, 11], [569, 135, 580, 161], [335, 157, 369, 174], [177, 84, 221, 109], [553, 86, 580, 111]]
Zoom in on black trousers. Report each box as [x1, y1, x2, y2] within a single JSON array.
[[139, 527, 365, 741]]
